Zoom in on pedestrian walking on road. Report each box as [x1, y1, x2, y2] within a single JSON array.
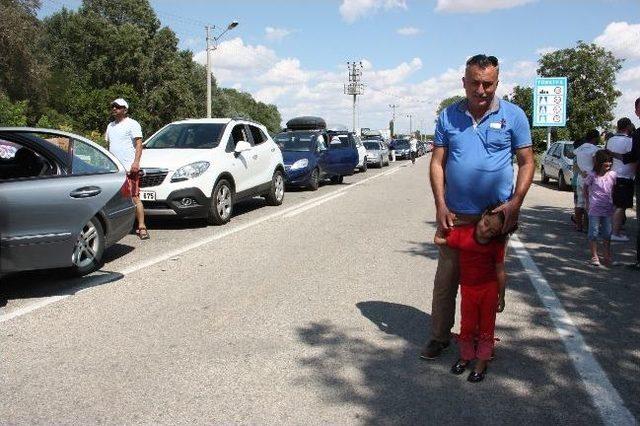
[[583, 150, 616, 267], [434, 207, 512, 382], [409, 133, 418, 164], [606, 117, 636, 241], [421, 54, 535, 360], [105, 98, 149, 240]]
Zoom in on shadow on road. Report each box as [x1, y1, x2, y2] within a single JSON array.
[[296, 298, 600, 424], [0, 270, 124, 308]]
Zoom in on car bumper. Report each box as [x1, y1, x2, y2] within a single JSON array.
[[142, 187, 210, 218], [284, 167, 312, 186]]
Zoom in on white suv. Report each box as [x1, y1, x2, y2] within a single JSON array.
[[139, 118, 285, 225]]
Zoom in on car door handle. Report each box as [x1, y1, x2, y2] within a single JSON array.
[[271, 148, 275, 152], [252, 155, 258, 160], [70, 186, 102, 198]]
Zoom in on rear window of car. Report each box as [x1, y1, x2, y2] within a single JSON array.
[[146, 123, 225, 149], [364, 142, 379, 150], [563, 144, 575, 159]]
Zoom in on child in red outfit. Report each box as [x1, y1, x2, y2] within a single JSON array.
[[434, 209, 508, 383]]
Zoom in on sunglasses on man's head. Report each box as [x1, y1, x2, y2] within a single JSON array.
[[466, 54, 499, 67]]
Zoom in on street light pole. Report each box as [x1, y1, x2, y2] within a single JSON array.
[[205, 21, 239, 118], [407, 114, 413, 134], [206, 25, 212, 118]]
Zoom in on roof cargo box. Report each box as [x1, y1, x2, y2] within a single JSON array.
[[286, 116, 326, 131]]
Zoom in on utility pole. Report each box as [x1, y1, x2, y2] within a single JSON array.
[[206, 25, 212, 119], [205, 21, 239, 118], [344, 61, 364, 133], [407, 114, 413, 134], [389, 104, 397, 137]]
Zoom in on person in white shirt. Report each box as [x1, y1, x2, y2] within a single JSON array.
[[606, 117, 636, 241], [573, 130, 600, 232], [105, 98, 148, 240], [409, 133, 418, 164]]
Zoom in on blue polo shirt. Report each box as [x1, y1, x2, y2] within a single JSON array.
[[434, 98, 531, 215]]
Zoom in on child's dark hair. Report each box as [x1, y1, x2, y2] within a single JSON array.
[[482, 202, 518, 241], [592, 149, 612, 173]]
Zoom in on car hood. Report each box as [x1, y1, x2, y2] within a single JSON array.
[[140, 149, 210, 169], [282, 151, 314, 165]]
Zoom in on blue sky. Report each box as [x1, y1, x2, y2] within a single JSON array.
[[40, 0, 640, 135]]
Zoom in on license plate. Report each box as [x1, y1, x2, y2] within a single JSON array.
[[140, 190, 156, 201]]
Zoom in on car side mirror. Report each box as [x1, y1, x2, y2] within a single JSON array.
[[234, 140, 251, 155]]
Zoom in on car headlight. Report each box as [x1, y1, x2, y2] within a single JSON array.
[[171, 161, 210, 182], [290, 158, 309, 170]]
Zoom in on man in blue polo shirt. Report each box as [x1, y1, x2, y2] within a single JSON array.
[[420, 54, 535, 360]]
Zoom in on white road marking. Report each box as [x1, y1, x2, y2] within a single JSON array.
[[283, 193, 345, 218], [1, 166, 401, 324], [510, 235, 636, 426]]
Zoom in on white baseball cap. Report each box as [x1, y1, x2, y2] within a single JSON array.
[[111, 98, 129, 109]]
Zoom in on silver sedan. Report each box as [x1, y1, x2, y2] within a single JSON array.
[[364, 140, 389, 168], [0, 128, 135, 276]]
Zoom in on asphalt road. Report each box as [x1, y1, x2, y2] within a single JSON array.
[[1, 155, 638, 425]]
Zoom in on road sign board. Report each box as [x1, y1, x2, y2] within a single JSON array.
[[533, 77, 567, 127]]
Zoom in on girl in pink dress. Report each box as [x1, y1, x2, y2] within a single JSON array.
[[583, 150, 616, 267]]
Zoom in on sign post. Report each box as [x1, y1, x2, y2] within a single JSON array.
[[533, 77, 567, 150]]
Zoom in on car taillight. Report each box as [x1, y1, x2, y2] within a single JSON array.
[[120, 178, 131, 198]]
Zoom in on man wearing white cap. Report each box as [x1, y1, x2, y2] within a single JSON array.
[[105, 98, 149, 239]]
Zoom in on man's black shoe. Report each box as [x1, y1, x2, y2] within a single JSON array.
[[419, 340, 449, 360]]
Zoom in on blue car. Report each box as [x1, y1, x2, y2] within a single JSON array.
[[275, 129, 358, 191]]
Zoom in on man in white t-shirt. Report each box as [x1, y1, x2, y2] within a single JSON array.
[[409, 133, 418, 164], [606, 117, 636, 241], [105, 98, 148, 239]]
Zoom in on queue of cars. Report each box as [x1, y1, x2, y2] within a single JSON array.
[[1, 117, 430, 277]]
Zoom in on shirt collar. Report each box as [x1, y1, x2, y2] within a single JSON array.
[[458, 97, 500, 126]]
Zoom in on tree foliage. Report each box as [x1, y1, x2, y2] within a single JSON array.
[[436, 95, 464, 116], [0, 0, 281, 138], [537, 41, 623, 140]]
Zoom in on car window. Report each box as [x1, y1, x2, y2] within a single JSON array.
[[331, 135, 351, 149], [226, 124, 253, 153], [71, 139, 118, 175], [364, 142, 379, 150], [146, 123, 225, 149], [563, 144, 575, 159], [0, 139, 54, 180], [249, 125, 267, 145], [275, 132, 315, 152]]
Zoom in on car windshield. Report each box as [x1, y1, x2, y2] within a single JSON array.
[[563, 144, 575, 159], [364, 142, 379, 150], [145, 123, 224, 149], [274, 132, 315, 152], [395, 141, 410, 149]]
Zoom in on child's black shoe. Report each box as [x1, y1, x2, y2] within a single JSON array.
[[450, 360, 469, 375], [467, 366, 487, 383]]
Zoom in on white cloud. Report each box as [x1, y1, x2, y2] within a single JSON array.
[[397, 27, 422, 36], [500, 60, 537, 80], [435, 0, 536, 13], [339, 0, 407, 23], [254, 86, 291, 104], [265, 26, 292, 42], [536, 46, 558, 56], [618, 64, 640, 83], [193, 37, 278, 83], [258, 58, 311, 84], [594, 21, 640, 60]]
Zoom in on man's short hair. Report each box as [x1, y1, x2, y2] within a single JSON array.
[[466, 54, 499, 69], [584, 129, 600, 142], [617, 117, 633, 132], [635, 97, 640, 109]]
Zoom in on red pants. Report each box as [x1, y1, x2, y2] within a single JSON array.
[[458, 283, 498, 361]]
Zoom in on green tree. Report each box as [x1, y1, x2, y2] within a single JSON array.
[[0, 0, 50, 118], [538, 41, 623, 140], [436, 95, 464, 115], [0, 92, 28, 125]]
